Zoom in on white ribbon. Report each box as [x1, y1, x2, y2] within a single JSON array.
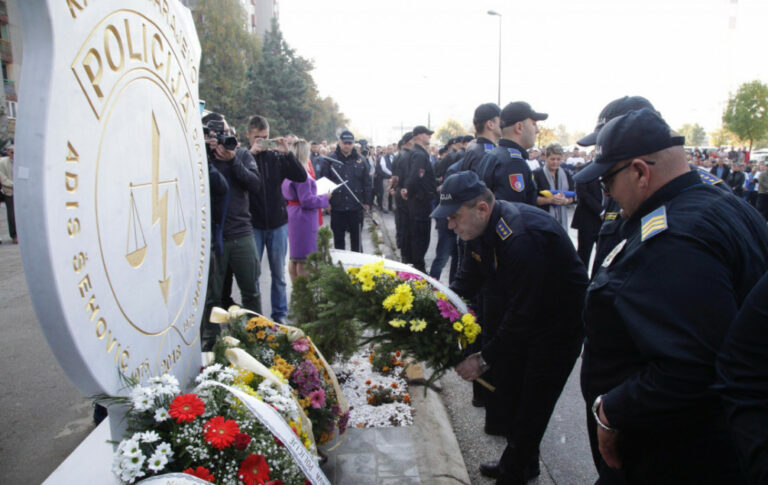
[[137, 473, 212, 484]]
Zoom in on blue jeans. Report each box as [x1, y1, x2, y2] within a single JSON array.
[[253, 225, 288, 321], [429, 219, 456, 280]]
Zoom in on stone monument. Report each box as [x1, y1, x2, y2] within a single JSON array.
[[16, 0, 207, 402]]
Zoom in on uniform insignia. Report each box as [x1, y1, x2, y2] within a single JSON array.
[[604, 212, 619, 221], [641, 206, 668, 242], [419, 168, 425, 178], [496, 218, 512, 240], [484, 143, 494, 153], [506, 148, 523, 160], [601, 238, 627, 268], [509, 173, 525, 192], [356, 158, 362, 164], [696, 166, 723, 185], [471, 251, 482, 262]]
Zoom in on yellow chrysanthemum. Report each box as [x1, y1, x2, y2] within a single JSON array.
[[246, 316, 274, 331], [389, 318, 407, 328], [271, 355, 294, 380], [410, 319, 427, 332], [413, 280, 427, 290], [461, 313, 477, 326], [382, 284, 414, 313], [452, 321, 464, 332], [347, 267, 360, 275], [234, 368, 255, 386], [435, 291, 449, 301]]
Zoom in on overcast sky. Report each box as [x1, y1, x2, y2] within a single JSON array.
[[279, 0, 768, 145]]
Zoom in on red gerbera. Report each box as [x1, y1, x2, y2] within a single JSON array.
[[183, 465, 215, 482], [169, 394, 205, 423], [204, 416, 240, 449], [238, 453, 271, 485], [234, 432, 252, 451]]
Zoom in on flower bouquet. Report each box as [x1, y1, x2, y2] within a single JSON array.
[[111, 366, 312, 484], [210, 311, 350, 446]]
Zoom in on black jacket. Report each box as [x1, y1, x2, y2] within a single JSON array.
[[571, 177, 603, 234], [405, 144, 437, 219], [460, 137, 495, 173], [479, 139, 537, 206], [212, 147, 262, 240], [208, 162, 230, 256], [249, 149, 307, 230], [324, 147, 372, 211]]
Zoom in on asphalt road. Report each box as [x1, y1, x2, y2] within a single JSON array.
[[0, 201, 597, 484]]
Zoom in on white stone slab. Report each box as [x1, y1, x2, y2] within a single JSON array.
[[16, 0, 207, 398], [43, 418, 119, 485]]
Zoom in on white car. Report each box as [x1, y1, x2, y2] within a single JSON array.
[[752, 149, 768, 163]]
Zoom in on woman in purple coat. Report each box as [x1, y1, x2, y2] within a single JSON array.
[[282, 139, 330, 282]]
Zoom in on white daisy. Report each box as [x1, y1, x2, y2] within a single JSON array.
[[155, 441, 173, 457], [146, 450, 168, 472], [154, 407, 170, 422], [140, 430, 160, 443]]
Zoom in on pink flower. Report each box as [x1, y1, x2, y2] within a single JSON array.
[[437, 299, 461, 322], [309, 388, 326, 409], [291, 338, 310, 353], [397, 271, 423, 281]]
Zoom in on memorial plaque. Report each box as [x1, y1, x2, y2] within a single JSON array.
[[16, 0, 207, 397]]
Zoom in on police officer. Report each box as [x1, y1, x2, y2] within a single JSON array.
[[325, 130, 372, 252], [438, 172, 587, 485], [478, 101, 546, 205], [434, 137, 460, 182], [575, 108, 768, 484], [403, 125, 437, 272], [391, 132, 414, 263], [456, 103, 502, 174]]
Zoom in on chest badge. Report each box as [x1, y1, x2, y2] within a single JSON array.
[[641, 206, 668, 242], [471, 251, 482, 262], [509, 173, 525, 192], [496, 218, 512, 240], [601, 238, 627, 268]]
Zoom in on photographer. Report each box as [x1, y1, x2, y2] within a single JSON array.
[[247, 115, 307, 324], [201, 112, 263, 350]]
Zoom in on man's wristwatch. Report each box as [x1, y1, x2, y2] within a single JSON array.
[[592, 395, 619, 433], [474, 352, 491, 374]]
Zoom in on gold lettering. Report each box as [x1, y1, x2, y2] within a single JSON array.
[[67, 217, 81, 237], [142, 23, 148, 62], [66, 202, 79, 210], [77, 274, 92, 297], [179, 91, 190, 125], [72, 252, 87, 273], [120, 349, 130, 370], [66, 141, 79, 162], [151, 33, 164, 70], [105, 330, 120, 354], [95, 317, 107, 338], [85, 295, 99, 322], [66, 0, 87, 19], [124, 19, 142, 62], [103, 24, 124, 72], [82, 48, 104, 99], [191, 65, 197, 85], [65, 172, 78, 193]]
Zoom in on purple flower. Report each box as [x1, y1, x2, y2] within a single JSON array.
[[309, 388, 326, 409], [437, 299, 461, 322], [338, 411, 350, 435], [292, 338, 310, 353], [397, 271, 423, 281], [290, 361, 323, 397], [331, 404, 341, 417]]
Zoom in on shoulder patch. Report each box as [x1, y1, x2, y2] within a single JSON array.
[[509, 173, 525, 192], [696, 166, 723, 185], [506, 147, 523, 160], [496, 218, 513, 240], [484, 143, 494, 153], [641, 206, 668, 242], [604, 211, 619, 221]]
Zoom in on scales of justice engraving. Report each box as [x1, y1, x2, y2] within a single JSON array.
[[125, 111, 187, 304]]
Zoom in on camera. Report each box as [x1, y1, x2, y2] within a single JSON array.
[[204, 120, 238, 151]]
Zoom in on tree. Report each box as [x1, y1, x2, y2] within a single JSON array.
[[555, 124, 569, 146], [536, 125, 557, 147], [434, 119, 467, 144], [677, 123, 707, 147], [722, 80, 768, 150], [709, 126, 737, 147], [192, 0, 261, 132]]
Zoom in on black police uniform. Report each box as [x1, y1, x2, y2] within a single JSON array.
[[434, 147, 459, 182], [716, 270, 768, 485], [571, 176, 603, 269], [392, 147, 412, 262], [405, 143, 437, 272], [459, 136, 494, 173], [325, 146, 372, 252], [451, 200, 587, 485], [478, 139, 537, 205], [581, 171, 768, 484]]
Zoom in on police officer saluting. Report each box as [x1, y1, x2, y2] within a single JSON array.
[[576, 108, 768, 484], [478, 101, 546, 205], [438, 171, 588, 485], [325, 130, 372, 252]]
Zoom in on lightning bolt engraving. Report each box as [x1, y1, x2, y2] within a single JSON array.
[[151, 112, 170, 304]]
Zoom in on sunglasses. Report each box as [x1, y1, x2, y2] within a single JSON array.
[[600, 159, 655, 193]]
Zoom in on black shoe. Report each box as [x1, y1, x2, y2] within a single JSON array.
[[479, 462, 501, 479], [472, 397, 486, 407], [524, 462, 541, 481], [484, 424, 506, 437]]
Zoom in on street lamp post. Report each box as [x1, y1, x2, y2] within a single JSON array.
[[487, 10, 502, 105]]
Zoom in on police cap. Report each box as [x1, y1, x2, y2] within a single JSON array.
[[461, 135, 474, 143], [401, 132, 413, 144], [473, 103, 502, 126], [430, 171, 488, 219], [500, 101, 548, 128], [578, 96, 657, 147], [339, 130, 355, 143], [413, 125, 434, 136], [574, 108, 685, 183]]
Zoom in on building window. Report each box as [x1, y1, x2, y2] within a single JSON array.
[[6, 100, 16, 119]]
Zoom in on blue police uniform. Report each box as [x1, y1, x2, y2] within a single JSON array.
[[325, 146, 372, 252], [459, 136, 495, 173], [405, 143, 437, 272], [392, 147, 412, 262], [581, 171, 768, 484], [478, 139, 537, 205], [716, 270, 768, 485], [451, 200, 588, 484]]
